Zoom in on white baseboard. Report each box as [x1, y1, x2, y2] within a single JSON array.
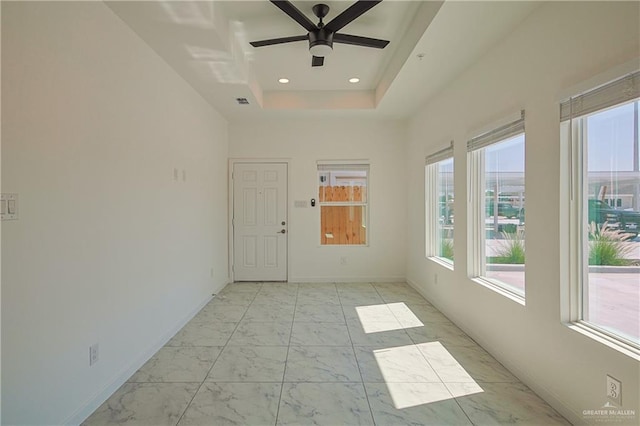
[[405, 278, 581, 425], [65, 290, 218, 425], [289, 275, 406, 283], [214, 279, 230, 295], [481, 350, 583, 425]]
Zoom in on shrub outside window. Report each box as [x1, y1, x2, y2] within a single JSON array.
[[468, 112, 526, 299], [426, 145, 454, 263], [563, 72, 639, 347]]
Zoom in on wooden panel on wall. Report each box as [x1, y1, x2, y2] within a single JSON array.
[[319, 186, 367, 245], [320, 205, 365, 245], [319, 185, 366, 202]]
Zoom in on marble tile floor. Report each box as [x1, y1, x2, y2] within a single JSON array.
[[84, 282, 570, 426]]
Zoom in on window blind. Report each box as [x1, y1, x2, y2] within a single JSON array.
[[317, 163, 369, 172], [425, 141, 454, 165], [467, 110, 525, 152], [560, 71, 639, 121]]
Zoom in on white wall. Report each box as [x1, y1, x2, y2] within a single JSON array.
[[229, 118, 406, 283], [1, 2, 228, 424], [0, 2, 3, 422], [405, 1, 639, 424]]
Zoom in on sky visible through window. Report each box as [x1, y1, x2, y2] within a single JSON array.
[[479, 101, 639, 173], [588, 101, 638, 172], [485, 134, 525, 172]]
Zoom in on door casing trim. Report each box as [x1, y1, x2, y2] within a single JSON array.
[[228, 158, 292, 283]]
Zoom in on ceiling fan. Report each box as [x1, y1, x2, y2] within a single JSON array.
[[250, 0, 390, 67]]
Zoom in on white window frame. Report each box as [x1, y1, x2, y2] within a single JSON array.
[[562, 70, 640, 354], [467, 111, 526, 303], [317, 161, 370, 246], [425, 142, 454, 266]]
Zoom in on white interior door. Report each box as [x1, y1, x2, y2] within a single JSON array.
[[233, 163, 288, 281]]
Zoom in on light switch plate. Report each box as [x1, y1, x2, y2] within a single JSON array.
[[1, 193, 18, 221]]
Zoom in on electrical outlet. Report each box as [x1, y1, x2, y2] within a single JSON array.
[[89, 344, 99, 366], [606, 375, 621, 405], [434, 273, 439, 284]]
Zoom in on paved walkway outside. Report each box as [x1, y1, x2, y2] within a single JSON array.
[[481, 234, 639, 341], [486, 271, 639, 342]]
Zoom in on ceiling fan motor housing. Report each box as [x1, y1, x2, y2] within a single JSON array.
[[309, 29, 333, 57], [312, 3, 330, 20]]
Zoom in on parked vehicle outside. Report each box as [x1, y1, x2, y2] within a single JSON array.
[[589, 199, 640, 237], [486, 201, 520, 219], [518, 200, 640, 237]]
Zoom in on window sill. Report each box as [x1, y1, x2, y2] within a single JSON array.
[[318, 244, 369, 248], [566, 322, 640, 361], [471, 277, 526, 306], [427, 256, 454, 270]]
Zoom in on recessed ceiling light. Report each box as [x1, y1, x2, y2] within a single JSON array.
[[349, 77, 360, 84], [278, 78, 290, 84]]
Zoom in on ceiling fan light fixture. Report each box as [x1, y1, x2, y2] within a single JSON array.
[[308, 29, 333, 57], [309, 43, 333, 57]]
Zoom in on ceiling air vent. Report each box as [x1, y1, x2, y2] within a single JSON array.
[[236, 97, 249, 105]]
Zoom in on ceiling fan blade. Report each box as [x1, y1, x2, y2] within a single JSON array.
[[333, 33, 389, 49], [312, 56, 325, 67], [270, 0, 317, 32], [324, 0, 382, 33], [250, 35, 308, 48]]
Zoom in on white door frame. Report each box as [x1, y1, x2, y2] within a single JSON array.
[[228, 158, 291, 282]]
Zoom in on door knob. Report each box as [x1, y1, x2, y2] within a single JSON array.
[[278, 229, 286, 234]]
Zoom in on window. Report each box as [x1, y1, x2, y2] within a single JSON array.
[[563, 71, 639, 347], [425, 143, 454, 263], [318, 163, 369, 245], [468, 112, 526, 298]]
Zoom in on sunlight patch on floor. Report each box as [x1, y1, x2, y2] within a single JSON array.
[[386, 302, 426, 328], [418, 341, 477, 383], [372, 344, 436, 383], [374, 342, 483, 409], [355, 303, 423, 333]]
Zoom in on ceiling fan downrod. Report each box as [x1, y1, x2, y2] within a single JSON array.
[[312, 3, 330, 28]]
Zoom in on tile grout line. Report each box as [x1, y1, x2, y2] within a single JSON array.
[[394, 283, 477, 426], [170, 282, 486, 425], [410, 335, 477, 425], [339, 282, 378, 426], [274, 282, 300, 426], [371, 282, 476, 425], [174, 281, 262, 426], [88, 281, 563, 425], [364, 282, 409, 424]]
